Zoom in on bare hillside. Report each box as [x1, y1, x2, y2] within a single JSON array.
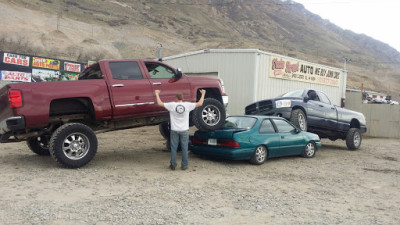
[[0, 0, 399, 99]]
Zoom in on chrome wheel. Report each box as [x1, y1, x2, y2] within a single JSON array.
[[250, 145, 267, 164], [62, 132, 90, 160], [304, 142, 315, 158], [298, 113, 306, 131], [353, 132, 361, 147], [201, 105, 221, 126]]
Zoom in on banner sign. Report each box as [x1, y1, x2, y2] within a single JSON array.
[[270, 57, 341, 87], [3, 52, 30, 67], [1, 70, 31, 82], [64, 62, 81, 73], [32, 68, 61, 82], [32, 57, 60, 70]]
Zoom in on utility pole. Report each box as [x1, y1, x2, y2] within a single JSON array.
[[344, 57, 350, 71]]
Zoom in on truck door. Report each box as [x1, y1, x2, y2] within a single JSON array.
[[317, 91, 337, 129], [143, 61, 192, 102], [306, 90, 326, 127], [107, 61, 157, 118]]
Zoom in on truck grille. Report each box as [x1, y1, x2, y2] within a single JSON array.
[[245, 100, 273, 115]]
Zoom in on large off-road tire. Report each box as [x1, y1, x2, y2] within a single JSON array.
[[192, 98, 226, 131], [49, 123, 98, 168], [302, 141, 316, 158], [346, 128, 362, 150], [290, 109, 307, 131], [27, 135, 51, 156], [159, 121, 170, 140], [250, 145, 267, 165]]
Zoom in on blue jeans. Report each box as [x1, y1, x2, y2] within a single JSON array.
[[170, 130, 189, 167]]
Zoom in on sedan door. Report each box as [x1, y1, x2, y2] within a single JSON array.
[[272, 118, 305, 156]]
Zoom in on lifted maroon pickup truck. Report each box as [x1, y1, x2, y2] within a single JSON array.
[[0, 59, 228, 168]]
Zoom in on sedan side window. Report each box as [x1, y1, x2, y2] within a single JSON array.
[[145, 62, 175, 79], [273, 119, 296, 133], [259, 119, 276, 133]]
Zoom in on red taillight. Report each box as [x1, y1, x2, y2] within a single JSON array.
[[218, 139, 241, 147], [8, 90, 23, 108], [192, 137, 207, 145], [192, 137, 241, 147]]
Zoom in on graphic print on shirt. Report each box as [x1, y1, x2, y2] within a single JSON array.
[[175, 105, 185, 114]]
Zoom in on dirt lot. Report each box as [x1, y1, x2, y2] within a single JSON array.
[[0, 126, 399, 225]]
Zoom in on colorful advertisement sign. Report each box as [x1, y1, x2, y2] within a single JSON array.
[[1, 70, 31, 82], [60, 72, 79, 81], [3, 52, 30, 67], [270, 57, 341, 87], [32, 68, 61, 82], [64, 62, 81, 73], [32, 57, 60, 70]]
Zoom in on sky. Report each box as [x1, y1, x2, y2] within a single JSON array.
[[294, 0, 400, 52]]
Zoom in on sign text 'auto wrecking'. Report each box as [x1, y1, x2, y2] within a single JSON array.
[[270, 57, 341, 87], [32, 57, 60, 70], [3, 52, 30, 67]]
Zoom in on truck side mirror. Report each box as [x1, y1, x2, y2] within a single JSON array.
[[175, 68, 182, 79]]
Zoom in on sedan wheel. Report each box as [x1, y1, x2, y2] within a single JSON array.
[[250, 145, 267, 165], [302, 141, 316, 158]]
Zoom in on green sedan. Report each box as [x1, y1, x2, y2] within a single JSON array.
[[190, 115, 321, 165]]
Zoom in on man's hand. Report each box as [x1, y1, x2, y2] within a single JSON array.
[[155, 90, 164, 107], [196, 89, 206, 107]]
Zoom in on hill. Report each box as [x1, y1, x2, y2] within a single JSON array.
[[0, 0, 399, 100]]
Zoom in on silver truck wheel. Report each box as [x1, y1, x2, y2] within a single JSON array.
[[50, 123, 98, 168], [290, 109, 307, 131], [193, 98, 226, 131], [346, 128, 362, 150], [27, 135, 51, 156]]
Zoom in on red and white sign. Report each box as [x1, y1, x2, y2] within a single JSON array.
[[3, 53, 30, 67], [64, 62, 81, 73], [1, 70, 31, 82]]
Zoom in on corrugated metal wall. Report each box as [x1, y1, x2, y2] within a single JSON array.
[[164, 50, 257, 115], [164, 49, 346, 115]]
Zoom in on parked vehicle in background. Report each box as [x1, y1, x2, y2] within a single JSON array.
[[190, 115, 321, 165], [245, 89, 367, 150], [0, 59, 228, 168]]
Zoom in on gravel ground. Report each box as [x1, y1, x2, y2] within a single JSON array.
[[0, 126, 399, 225]]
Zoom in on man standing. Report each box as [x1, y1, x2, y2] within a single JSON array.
[[155, 89, 206, 170]]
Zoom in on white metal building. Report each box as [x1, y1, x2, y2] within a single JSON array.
[[163, 49, 347, 115]]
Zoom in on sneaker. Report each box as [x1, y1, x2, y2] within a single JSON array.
[[181, 166, 188, 170], [169, 164, 176, 170]]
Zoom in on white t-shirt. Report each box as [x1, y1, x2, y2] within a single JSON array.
[[164, 102, 196, 131]]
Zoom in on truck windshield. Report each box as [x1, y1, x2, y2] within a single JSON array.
[[281, 89, 304, 98], [78, 63, 103, 80]]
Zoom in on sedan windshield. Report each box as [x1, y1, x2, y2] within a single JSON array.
[[281, 89, 304, 98], [224, 117, 257, 129]]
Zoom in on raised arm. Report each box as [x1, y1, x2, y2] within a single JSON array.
[[155, 90, 164, 107], [195, 89, 206, 108]]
